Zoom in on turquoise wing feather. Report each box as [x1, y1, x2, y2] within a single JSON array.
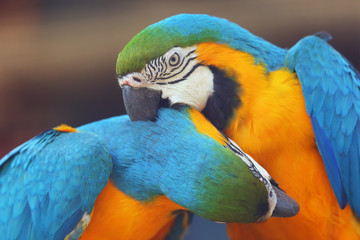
[[79, 109, 273, 223], [0, 129, 112, 240], [285, 35, 360, 216]]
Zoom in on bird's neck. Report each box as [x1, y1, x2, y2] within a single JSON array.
[[198, 42, 273, 132], [197, 42, 314, 155], [225, 67, 314, 157]]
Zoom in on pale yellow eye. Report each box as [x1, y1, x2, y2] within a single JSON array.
[[169, 52, 180, 66]]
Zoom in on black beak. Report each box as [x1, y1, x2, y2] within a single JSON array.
[[271, 184, 300, 217], [122, 85, 161, 121]]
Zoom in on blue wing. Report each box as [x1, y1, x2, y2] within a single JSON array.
[[285, 35, 360, 216], [0, 128, 112, 240]]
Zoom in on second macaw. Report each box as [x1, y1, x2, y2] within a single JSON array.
[[116, 14, 360, 239], [0, 107, 298, 239]]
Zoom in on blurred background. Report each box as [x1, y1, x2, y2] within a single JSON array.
[[0, 0, 359, 239]]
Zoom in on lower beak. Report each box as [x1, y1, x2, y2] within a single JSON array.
[[271, 184, 300, 217], [122, 85, 161, 121]]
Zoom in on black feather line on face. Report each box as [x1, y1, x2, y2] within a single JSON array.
[[166, 63, 202, 84], [158, 57, 197, 80], [201, 65, 241, 131]]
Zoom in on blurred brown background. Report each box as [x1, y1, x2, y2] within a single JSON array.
[[0, 0, 359, 157]]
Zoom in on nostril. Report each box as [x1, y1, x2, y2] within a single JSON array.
[[133, 77, 141, 82], [119, 79, 129, 87]]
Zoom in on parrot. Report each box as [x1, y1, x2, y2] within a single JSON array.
[[116, 14, 360, 239], [0, 106, 299, 240]]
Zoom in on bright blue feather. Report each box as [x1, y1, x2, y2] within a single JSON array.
[[0, 130, 112, 239], [80, 108, 270, 223], [285, 35, 360, 216], [311, 116, 347, 208], [155, 14, 287, 72], [1, 107, 272, 238], [79, 109, 230, 202]]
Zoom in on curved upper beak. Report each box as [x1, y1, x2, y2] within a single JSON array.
[[122, 85, 161, 121], [271, 183, 300, 217]]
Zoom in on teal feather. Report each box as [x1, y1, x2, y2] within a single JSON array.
[[0, 130, 112, 239], [286, 35, 360, 216], [117, 14, 286, 75], [80, 107, 270, 223], [1, 107, 273, 238]]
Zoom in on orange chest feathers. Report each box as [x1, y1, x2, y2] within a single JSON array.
[[81, 181, 186, 240], [196, 42, 359, 239]]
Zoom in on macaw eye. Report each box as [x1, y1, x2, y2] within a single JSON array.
[[169, 52, 180, 66]]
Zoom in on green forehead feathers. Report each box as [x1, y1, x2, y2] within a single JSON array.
[[116, 14, 221, 76], [116, 13, 286, 75]]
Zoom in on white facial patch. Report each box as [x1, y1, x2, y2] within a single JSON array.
[[118, 45, 215, 111], [152, 65, 214, 111]]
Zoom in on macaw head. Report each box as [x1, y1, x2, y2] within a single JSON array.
[[106, 107, 299, 223], [115, 14, 299, 221], [117, 13, 286, 130]]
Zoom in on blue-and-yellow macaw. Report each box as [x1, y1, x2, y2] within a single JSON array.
[[116, 14, 360, 239], [0, 106, 298, 240]]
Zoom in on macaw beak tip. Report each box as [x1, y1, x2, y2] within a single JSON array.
[[122, 85, 161, 121], [271, 185, 300, 218]]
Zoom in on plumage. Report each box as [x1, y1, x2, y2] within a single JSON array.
[[0, 129, 112, 240], [285, 35, 360, 216], [116, 13, 360, 239], [0, 107, 289, 239], [116, 14, 286, 76], [80, 107, 279, 223]]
